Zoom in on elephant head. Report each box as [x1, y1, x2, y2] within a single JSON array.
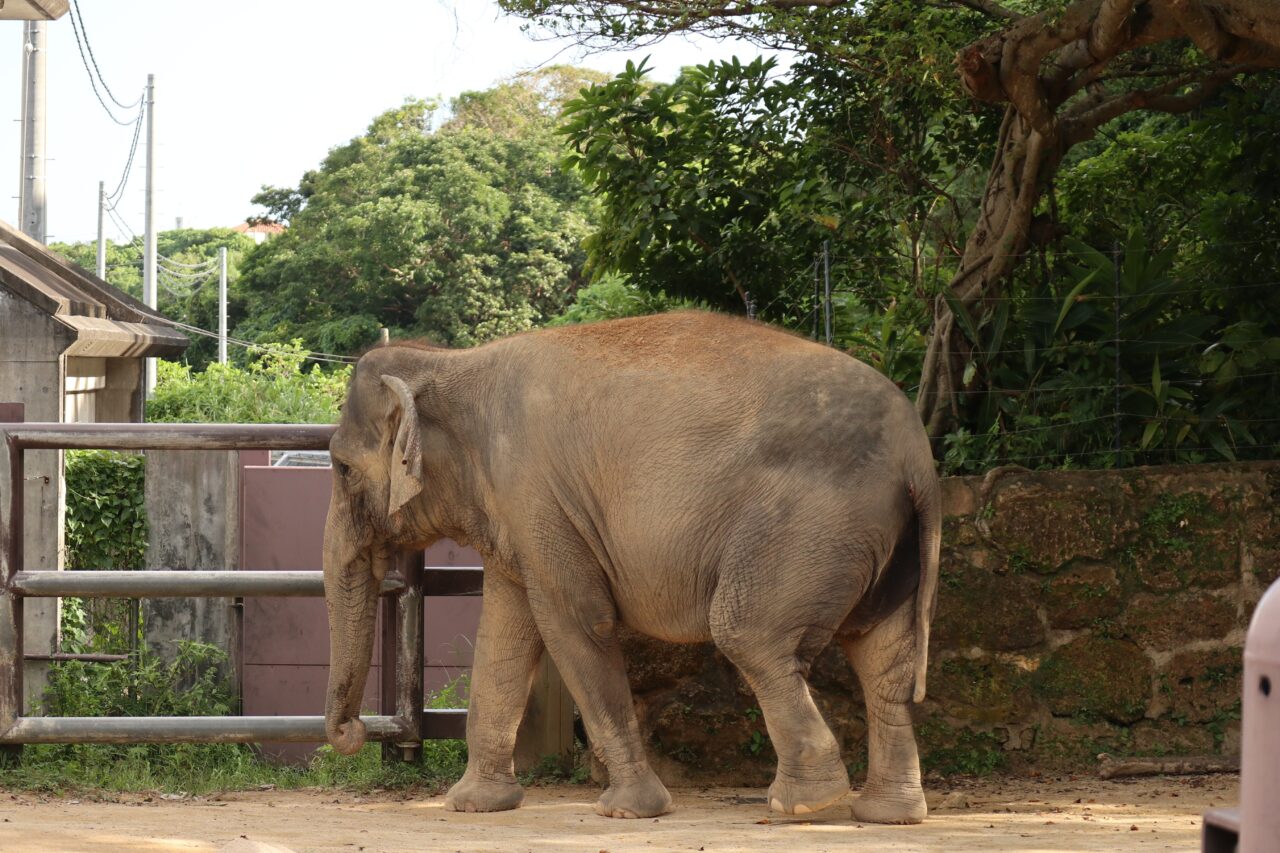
[[323, 352, 430, 755]]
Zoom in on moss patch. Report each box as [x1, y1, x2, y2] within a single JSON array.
[[1130, 492, 1237, 592], [929, 657, 1035, 726], [918, 722, 1008, 777]]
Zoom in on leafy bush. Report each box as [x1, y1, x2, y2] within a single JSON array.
[[549, 274, 701, 326], [148, 342, 350, 424], [63, 449, 147, 655], [64, 450, 147, 571]]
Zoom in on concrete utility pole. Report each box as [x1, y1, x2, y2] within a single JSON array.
[[17, 21, 47, 242], [143, 73, 157, 394], [218, 247, 228, 365], [96, 181, 106, 278]]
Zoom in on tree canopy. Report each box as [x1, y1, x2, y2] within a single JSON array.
[[512, 0, 1280, 469], [236, 68, 608, 352]]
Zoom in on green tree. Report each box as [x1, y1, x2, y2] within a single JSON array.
[[504, 0, 1280, 438], [237, 69, 603, 353]]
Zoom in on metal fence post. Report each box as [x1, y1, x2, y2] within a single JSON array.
[[381, 549, 424, 764], [397, 550, 424, 762], [0, 413, 25, 763]]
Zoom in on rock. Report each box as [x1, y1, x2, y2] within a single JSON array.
[[932, 561, 1046, 652], [1044, 563, 1123, 630], [1122, 592, 1238, 651], [1130, 491, 1238, 592], [984, 479, 1127, 574], [1161, 648, 1243, 724], [1032, 636, 1152, 724], [1129, 719, 1216, 755], [927, 656, 1035, 726]]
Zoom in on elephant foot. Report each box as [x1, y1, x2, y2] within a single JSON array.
[[444, 771, 525, 813], [767, 774, 851, 816], [850, 782, 927, 825], [593, 770, 672, 818]]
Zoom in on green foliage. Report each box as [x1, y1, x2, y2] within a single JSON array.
[[63, 450, 147, 656], [941, 224, 1280, 473], [549, 274, 701, 325], [238, 70, 603, 353], [64, 450, 147, 572], [515, 1, 1280, 471], [147, 343, 350, 424], [919, 726, 1007, 777]]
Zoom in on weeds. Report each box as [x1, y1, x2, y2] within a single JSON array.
[[0, 644, 471, 795]]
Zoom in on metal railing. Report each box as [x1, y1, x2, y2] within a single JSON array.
[[0, 422, 481, 758]]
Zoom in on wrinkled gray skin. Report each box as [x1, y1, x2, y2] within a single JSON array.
[[323, 311, 940, 823]]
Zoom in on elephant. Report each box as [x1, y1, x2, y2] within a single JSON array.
[[322, 310, 941, 824]]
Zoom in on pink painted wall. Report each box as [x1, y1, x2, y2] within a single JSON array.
[[239, 455, 480, 760]]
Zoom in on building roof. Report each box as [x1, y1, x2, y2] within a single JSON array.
[[232, 222, 286, 236], [0, 220, 189, 358], [0, 1, 68, 20]]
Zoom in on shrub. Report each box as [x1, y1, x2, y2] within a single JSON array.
[[147, 342, 350, 425]]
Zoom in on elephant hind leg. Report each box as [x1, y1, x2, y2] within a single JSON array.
[[709, 578, 853, 815], [840, 597, 927, 824]]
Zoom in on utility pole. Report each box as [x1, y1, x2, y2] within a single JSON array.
[[18, 21, 47, 242], [96, 181, 106, 278], [218, 247, 228, 365], [143, 74, 157, 394]]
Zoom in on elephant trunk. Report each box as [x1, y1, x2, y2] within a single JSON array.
[[323, 520, 385, 756]]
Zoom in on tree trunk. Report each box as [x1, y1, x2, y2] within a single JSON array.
[[916, 107, 1063, 439]]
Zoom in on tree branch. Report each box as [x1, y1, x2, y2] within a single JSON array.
[[1061, 64, 1245, 146], [946, 0, 1023, 21]]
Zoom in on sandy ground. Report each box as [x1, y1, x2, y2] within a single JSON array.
[[0, 774, 1236, 853]]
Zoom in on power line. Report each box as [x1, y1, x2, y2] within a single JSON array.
[[70, 1, 142, 110], [154, 316, 358, 365], [66, 3, 142, 126], [158, 253, 219, 270], [105, 106, 145, 204]]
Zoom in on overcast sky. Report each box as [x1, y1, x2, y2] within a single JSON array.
[[0, 1, 772, 245]]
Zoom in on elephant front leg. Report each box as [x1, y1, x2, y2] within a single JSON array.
[[445, 571, 543, 813], [528, 577, 672, 819], [840, 599, 927, 825]]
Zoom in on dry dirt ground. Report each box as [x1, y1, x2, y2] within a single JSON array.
[[0, 774, 1236, 852]]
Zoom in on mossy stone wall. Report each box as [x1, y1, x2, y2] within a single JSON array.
[[617, 462, 1278, 783]]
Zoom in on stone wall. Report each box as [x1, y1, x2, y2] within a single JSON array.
[[618, 462, 1277, 784]]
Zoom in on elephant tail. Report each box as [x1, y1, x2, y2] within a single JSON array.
[[909, 468, 942, 704]]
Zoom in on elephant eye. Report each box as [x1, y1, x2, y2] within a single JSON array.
[[334, 460, 362, 486]]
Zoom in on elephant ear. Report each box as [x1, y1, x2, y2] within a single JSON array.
[[380, 374, 424, 517]]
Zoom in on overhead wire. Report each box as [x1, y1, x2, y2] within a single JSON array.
[[66, 3, 142, 126], [70, 0, 141, 110], [153, 316, 359, 365], [104, 105, 145, 205]]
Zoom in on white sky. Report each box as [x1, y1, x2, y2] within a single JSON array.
[[0, 1, 774, 244]]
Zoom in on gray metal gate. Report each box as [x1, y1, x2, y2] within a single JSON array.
[[0, 422, 480, 758]]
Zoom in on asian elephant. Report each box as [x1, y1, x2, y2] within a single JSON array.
[[322, 311, 941, 824]]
